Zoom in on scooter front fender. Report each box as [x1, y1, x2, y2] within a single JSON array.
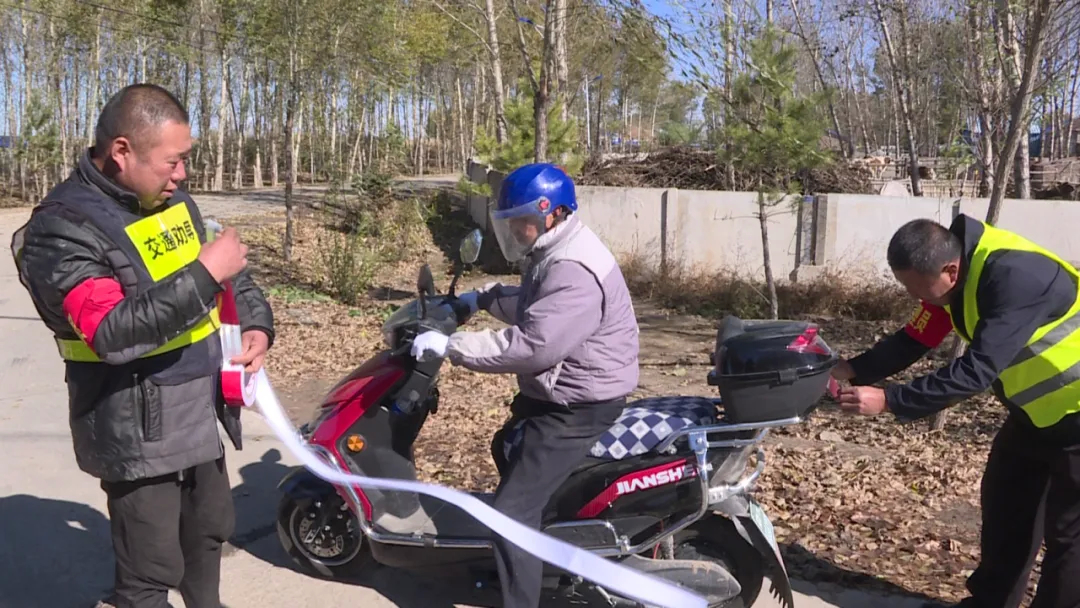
[[278, 467, 337, 501]]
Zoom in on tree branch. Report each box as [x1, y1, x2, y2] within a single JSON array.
[[987, 0, 1056, 224], [430, 0, 493, 55], [509, 0, 541, 93], [463, 0, 488, 18]]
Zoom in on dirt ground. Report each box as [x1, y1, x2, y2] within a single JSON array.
[[221, 195, 1029, 606]]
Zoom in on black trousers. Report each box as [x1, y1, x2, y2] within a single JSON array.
[[101, 456, 235, 608], [961, 416, 1080, 608], [488, 394, 624, 608]]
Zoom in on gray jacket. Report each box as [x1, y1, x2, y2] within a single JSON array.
[[448, 215, 640, 405]]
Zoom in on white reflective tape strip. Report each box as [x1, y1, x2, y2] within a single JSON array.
[[250, 369, 707, 608]]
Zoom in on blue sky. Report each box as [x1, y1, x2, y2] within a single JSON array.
[[639, 0, 701, 82], [639, 0, 885, 86]]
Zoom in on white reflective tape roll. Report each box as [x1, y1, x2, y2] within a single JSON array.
[[220, 323, 256, 407], [250, 369, 707, 608]]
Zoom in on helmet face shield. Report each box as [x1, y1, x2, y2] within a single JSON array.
[[490, 198, 551, 262]]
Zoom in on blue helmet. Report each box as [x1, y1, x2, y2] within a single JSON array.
[[490, 163, 578, 263], [495, 163, 578, 217]]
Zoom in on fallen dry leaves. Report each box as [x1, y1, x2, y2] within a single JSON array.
[[235, 211, 1041, 606]]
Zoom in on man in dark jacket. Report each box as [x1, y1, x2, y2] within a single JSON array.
[[10, 84, 274, 608], [833, 214, 1080, 608]]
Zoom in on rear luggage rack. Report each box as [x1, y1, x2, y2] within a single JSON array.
[[655, 399, 801, 453]]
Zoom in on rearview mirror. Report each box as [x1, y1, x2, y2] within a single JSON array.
[[459, 229, 482, 265], [417, 264, 437, 298]]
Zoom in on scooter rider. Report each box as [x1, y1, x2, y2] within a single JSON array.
[[410, 162, 641, 607]]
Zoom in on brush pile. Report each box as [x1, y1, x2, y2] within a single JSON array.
[[576, 147, 876, 194]]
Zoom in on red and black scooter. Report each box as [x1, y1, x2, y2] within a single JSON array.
[[274, 229, 837, 608]]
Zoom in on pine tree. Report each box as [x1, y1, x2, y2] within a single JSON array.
[[474, 85, 583, 174], [720, 25, 831, 319]]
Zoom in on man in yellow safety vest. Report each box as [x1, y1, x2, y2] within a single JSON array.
[[833, 214, 1080, 608], [10, 83, 274, 608]]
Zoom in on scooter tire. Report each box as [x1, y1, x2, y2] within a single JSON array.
[[671, 517, 765, 608], [275, 493, 374, 580]]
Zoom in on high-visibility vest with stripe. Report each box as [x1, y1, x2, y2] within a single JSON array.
[[56, 307, 220, 362], [57, 199, 223, 365], [53, 200, 221, 363], [946, 221, 1080, 428], [11, 182, 223, 376]]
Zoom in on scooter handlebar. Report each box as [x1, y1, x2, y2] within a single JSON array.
[[388, 296, 469, 360]]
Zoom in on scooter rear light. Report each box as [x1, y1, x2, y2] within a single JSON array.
[[786, 326, 831, 356]]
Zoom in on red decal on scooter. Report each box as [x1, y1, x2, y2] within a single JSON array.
[[576, 460, 696, 519]]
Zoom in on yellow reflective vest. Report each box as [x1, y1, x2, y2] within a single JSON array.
[[52, 201, 221, 363], [946, 221, 1080, 428]]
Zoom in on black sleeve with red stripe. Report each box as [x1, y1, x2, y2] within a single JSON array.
[[847, 327, 933, 387], [18, 208, 221, 365], [847, 299, 952, 387]]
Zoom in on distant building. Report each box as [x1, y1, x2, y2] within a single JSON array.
[[1039, 119, 1080, 157]]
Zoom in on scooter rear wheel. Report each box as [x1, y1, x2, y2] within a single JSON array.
[[671, 517, 765, 608], [276, 493, 373, 579]]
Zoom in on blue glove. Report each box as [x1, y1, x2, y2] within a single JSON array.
[[456, 291, 480, 315], [411, 331, 449, 362]]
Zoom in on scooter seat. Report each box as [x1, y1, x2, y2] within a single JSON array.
[[501, 396, 718, 462]]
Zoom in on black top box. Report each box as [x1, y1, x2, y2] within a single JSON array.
[[707, 316, 838, 423]]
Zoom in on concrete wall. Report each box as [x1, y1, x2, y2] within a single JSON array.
[[829, 194, 1080, 278], [828, 194, 952, 280], [667, 190, 799, 279], [555, 186, 800, 279], [466, 161, 1080, 283], [574, 186, 665, 261]]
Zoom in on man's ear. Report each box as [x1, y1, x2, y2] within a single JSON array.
[[109, 137, 133, 172], [944, 260, 961, 283]]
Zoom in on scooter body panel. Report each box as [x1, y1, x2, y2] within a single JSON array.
[[368, 540, 493, 571]]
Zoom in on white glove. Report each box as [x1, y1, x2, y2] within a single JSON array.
[[411, 331, 450, 362], [456, 291, 480, 315]]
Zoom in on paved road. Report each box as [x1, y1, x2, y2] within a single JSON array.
[[0, 200, 926, 608], [191, 174, 463, 220]]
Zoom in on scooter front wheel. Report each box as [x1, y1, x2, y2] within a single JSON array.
[[276, 493, 373, 579]]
